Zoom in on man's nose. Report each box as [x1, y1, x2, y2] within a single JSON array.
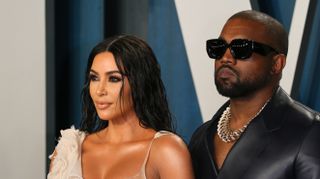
[[220, 48, 236, 64]]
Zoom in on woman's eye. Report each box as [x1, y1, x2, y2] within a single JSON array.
[[89, 74, 99, 81], [109, 76, 122, 82]]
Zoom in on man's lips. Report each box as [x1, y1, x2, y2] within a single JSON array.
[[217, 67, 237, 79]]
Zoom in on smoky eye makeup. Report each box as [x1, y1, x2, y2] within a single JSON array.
[[108, 74, 123, 83], [88, 73, 99, 81], [89, 69, 124, 83]]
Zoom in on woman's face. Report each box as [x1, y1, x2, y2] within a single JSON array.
[[89, 52, 134, 121]]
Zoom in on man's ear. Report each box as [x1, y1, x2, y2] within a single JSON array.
[[271, 54, 286, 75]]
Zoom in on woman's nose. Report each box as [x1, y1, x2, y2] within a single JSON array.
[[96, 81, 107, 96]]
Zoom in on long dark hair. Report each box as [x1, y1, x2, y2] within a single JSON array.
[[80, 35, 173, 133]]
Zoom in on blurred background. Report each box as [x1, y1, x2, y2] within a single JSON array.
[[1, 0, 319, 178]]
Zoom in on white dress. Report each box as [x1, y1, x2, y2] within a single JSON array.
[[47, 127, 172, 179], [48, 126, 86, 179]]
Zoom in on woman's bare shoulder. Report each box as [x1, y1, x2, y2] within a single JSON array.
[[153, 132, 188, 150], [149, 132, 194, 179]]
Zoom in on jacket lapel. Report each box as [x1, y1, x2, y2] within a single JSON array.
[[208, 102, 231, 177], [217, 113, 271, 179], [217, 87, 290, 179]]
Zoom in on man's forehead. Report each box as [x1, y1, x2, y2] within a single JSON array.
[[219, 19, 267, 41], [222, 18, 265, 31]]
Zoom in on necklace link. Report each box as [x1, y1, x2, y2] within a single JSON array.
[[217, 99, 270, 143]]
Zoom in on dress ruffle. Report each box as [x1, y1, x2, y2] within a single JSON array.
[[47, 126, 86, 179]]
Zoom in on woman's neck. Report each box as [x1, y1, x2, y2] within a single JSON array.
[[97, 114, 155, 144]]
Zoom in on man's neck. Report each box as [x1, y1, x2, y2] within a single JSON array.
[[228, 86, 276, 124]]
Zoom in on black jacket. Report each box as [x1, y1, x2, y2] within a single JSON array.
[[189, 87, 320, 179]]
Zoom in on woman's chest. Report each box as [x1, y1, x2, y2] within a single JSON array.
[[81, 141, 150, 179]]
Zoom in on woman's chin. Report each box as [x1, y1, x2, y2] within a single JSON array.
[[96, 113, 111, 121]]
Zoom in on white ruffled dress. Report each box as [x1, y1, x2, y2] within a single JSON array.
[[47, 127, 86, 179]]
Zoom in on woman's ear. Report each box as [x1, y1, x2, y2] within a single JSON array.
[[271, 54, 286, 75]]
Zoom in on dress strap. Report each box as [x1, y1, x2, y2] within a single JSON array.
[[139, 131, 172, 175]]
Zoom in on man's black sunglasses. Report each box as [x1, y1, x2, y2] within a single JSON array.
[[206, 39, 279, 60]]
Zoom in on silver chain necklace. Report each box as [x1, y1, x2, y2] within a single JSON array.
[[217, 99, 270, 143]]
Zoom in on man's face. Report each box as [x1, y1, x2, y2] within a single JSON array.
[[214, 18, 275, 98]]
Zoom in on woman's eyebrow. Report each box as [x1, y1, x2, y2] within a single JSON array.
[[89, 69, 122, 75]]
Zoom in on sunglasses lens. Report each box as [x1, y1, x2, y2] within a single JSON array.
[[230, 40, 252, 59], [206, 40, 226, 59]]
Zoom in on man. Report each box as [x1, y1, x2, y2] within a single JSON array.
[[189, 10, 320, 179]]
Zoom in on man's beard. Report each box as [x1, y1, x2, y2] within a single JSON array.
[[215, 65, 272, 98]]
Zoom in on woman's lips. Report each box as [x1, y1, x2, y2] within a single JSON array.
[[95, 102, 111, 110]]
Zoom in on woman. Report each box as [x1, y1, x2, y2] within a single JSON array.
[[48, 35, 194, 179]]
